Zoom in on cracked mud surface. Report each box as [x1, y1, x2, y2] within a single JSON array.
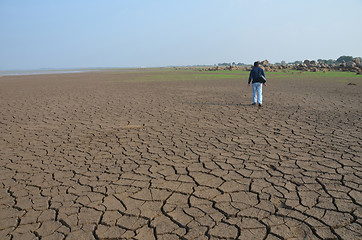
[[0, 71, 361, 239]]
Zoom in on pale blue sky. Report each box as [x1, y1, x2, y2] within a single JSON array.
[[1, 0, 361, 70]]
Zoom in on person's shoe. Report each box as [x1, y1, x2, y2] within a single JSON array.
[[252, 103, 256, 105], [258, 103, 262, 107]]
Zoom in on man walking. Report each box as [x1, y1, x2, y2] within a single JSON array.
[[248, 61, 267, 107]]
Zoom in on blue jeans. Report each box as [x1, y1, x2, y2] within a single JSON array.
[[252, 82, 263, 104]]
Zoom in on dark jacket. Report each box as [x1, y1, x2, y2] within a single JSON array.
[[248, 66, 265, 84]]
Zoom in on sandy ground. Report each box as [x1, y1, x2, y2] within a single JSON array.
[[0, 70, 361, 239]]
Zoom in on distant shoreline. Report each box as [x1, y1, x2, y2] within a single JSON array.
[[0, 69, 100, 77], [0, 67, 165, 77]]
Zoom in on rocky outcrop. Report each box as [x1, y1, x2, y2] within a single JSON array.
[[197, 65, 247, 72], [260, 58, 362, 74], [181, 57, 362, 74]]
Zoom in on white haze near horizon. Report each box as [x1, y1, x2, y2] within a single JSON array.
[[0, 0, 361, 71]]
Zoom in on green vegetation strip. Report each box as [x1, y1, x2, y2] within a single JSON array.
[[108, 68, 361, 83]]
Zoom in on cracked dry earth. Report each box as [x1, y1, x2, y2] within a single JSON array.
[[0, 71, 361, 240]]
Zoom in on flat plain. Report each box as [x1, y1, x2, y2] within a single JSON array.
[[0, 69, 361, 239]]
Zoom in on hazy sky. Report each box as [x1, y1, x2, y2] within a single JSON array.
[[1, 0, 362, 70]]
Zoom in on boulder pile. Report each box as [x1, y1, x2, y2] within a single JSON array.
[[193, 58, 362, 74], [292, 58, 362, 74], [197, 65, 243, 71], [263, 58, 362, 74]]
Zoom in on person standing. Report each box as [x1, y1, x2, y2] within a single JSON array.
[[248, 61, 267, 107]]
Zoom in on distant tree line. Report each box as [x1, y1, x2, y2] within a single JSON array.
[[281, 56, 361, 66], [315, 56, 359, 65], [215, 56, 361, 67], [217, 62, 248, 66], [336, 56, 361, 63]]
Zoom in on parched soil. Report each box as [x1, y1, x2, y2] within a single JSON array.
[[0, 70, 361, 239]]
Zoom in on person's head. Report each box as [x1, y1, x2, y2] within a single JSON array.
[[254, 61, 259, 67]]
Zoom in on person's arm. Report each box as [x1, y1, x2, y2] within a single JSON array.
[[261, 68, 265, 77], [261, 68, 267, 86], [248, 70, 253, 85]]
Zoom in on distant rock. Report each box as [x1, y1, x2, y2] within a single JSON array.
[[303, 60, 311, 66], [340, 60, 347, 67], [346, 61, 356, 68], [260, 60, 270, 67], [310, 60, 318, 66]]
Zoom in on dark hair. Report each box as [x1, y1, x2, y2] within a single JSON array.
[[254, 61, 259, 67]]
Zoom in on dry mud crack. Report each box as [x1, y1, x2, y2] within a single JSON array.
[[0, 72, 361, 239]]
